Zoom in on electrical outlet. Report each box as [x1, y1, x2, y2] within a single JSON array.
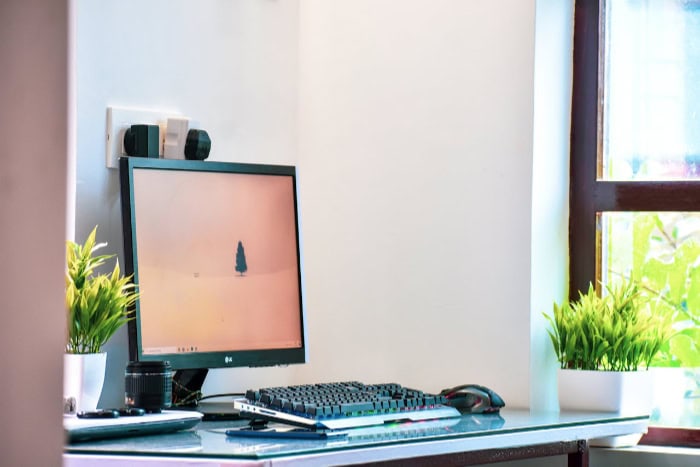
[[105, 106, 182, 169]]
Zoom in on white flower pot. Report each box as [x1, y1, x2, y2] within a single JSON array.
[[63, 353, 107, 414], [558, 369, 652, 447]]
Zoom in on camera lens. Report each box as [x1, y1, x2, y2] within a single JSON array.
[[125, 361, 172, 413]]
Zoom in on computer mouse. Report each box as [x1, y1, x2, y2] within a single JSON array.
[[439, 384, 505, 413]]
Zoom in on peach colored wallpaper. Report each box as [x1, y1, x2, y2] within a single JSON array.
[[132, 169, 302, 354]]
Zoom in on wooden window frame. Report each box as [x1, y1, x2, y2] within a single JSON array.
[[569, 0, 700, 446]]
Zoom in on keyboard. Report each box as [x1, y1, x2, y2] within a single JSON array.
[[233, 381, 461, 430]]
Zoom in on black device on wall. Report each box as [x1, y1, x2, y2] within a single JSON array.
[[184, 129, 211, 160], [119, 156, 306, 411], [124, 124, 160, 158]]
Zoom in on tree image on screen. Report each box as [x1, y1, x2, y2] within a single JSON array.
[[235, 241, 248, 276]]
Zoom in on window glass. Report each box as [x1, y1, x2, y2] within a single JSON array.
[[572, 0, 700, 437], [601, 211, 700, 426], [603, 1, 700, 180]]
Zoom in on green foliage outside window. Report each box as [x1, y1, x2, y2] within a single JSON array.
[[623, 213, 700, 368]]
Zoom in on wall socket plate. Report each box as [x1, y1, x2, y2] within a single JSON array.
[[105, 106, 181, 169]]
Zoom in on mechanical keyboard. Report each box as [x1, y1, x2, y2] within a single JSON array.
[[233, 381, 461, 430]]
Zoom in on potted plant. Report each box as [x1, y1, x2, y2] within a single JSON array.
[[543, 277, 673, 446], [64, 226, 138, 413]]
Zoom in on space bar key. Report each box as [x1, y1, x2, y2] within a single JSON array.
[[339, 402, 375, 414]]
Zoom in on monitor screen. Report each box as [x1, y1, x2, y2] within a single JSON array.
[[119, 157, 305, 373]]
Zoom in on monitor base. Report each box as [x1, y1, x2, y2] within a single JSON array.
[[172, 368, 209, 408], [171, 369, 243, 421]]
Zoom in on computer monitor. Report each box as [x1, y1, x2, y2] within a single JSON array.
[[119, 157, 305, 409]]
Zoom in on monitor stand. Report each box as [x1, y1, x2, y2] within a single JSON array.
[[171, 369, 242, 421]]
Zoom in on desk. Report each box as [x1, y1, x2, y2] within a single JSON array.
[[64, 409, 648, 466]]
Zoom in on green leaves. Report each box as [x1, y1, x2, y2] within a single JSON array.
[[551, 213, 699, 371], [65, 226, 139, 354], [629, 213, 700, 368], [543, 278, 673, 371]]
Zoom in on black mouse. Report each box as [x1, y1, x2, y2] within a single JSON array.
[[439, 384, 505, 413]]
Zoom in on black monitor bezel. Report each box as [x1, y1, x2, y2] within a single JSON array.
[[119, 156, 306, 370]]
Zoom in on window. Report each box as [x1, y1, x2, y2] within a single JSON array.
[[570, 0, 700, 445]]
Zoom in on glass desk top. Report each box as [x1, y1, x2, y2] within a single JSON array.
[[65, 409, 649, 461]]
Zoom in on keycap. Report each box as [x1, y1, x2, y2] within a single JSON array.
[[340, 402, 375, 414], [270, 397, 286, 409]]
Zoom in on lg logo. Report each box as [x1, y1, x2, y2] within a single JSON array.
[[224, 356, 233, 364]]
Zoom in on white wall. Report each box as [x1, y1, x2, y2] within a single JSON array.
[[530, 0, 573, 411], [296, 0, 535, 406], [76, 0, 534, 409], [0, 1, 69, 465]]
